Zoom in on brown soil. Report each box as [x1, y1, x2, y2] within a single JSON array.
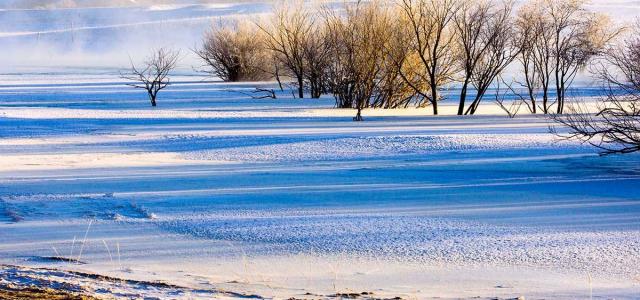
[[0, 285, 102, 300]]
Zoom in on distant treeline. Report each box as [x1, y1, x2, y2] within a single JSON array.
[[195, 0, 625, 117]]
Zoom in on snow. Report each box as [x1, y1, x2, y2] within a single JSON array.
[[0, 71, 639, 299], [183, 134, 582, 162], [0, 264, 221, 299], [1, 0, 639, 297]]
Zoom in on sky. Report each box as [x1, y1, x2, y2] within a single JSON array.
[[0, 1, 271, 70], [0, 0, 230, 9]]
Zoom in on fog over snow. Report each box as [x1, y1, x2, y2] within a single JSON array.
[[0, 0, 638, 71], [0, 0, 271, 70]]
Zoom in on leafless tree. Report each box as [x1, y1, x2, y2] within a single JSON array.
[[398, 0, 461, 115], [375, 15, 424, 109], [194, 20, 270, 82], [301, 21, 332, 98], [546, 0, 618, 114], [120, 48, 180, 107], [323, 1, 391, 120], [494, 77, 523, 118], [454, 0, 518, 115], [454, 0, 492, 115], [514, 2, 556, 114], [512, 3, 541, 113], [259, 2, 312, 99], [552, 22, 640, 154], [515, 0, 618, 114]]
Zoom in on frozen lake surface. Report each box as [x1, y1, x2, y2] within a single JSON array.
[[0, 72, 639, 299]]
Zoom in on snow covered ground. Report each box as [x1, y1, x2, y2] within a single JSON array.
[[0, 72, 639, 299]]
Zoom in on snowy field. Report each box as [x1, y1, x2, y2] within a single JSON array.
[[0, 71, 639, 299], [1, 1, 640, 299]]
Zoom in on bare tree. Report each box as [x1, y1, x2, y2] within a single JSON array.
[[376, 14, 424, 109], [454, 0, 518, 115], [516, 0, 618, 114], [301, 21, 332, 98], [454, 0, 491, 115], [259, 2, 312, 99], [323, 1, 391, 120], [535, 13, 557, 114], [398, 0, 461, 115], [552, 22, 639, 154], [194, 20, 270, 82], [494, 78, 523, 118], [546, 0, 618, 114], [512, 2, 542, 113], [121, 48, 180, 107], [515, 2, 556, 114]]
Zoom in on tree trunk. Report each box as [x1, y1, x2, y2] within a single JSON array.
[[529, 93, 537, 114], [556, 86, 561, 114], [469, 87, 488, 115], [297, 75, 304, 99], [471, 98, 480, 114], [555, 60, 561, 114], [464, 99, 476, 115], [275, 67, 284, 91], [458, 80, 469, 115], [542, 87, 549, 114], [149, 93, 157, 107], [311, 77, 321, 98], [556, 80, 565, 114], [431, 85, 439, 115], [524, 70, 537, 114], [353, 107, 364, 121]]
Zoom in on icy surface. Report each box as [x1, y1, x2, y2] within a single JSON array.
[[183, 134, 581, 162], [1, 73, 639, 299]]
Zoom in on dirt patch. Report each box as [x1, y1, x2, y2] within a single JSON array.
[[0, 264, 217, 299], [0, 284, 101, 300]]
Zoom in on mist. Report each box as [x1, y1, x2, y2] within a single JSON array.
[[0, 0, 638, 73], [0, 1, 271, 72], [0, 0, 248, 9]]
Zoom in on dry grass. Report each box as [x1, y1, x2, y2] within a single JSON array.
[[0, 285, 101, 300]]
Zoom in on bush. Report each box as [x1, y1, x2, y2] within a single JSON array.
[[195, 21, 270, 82]]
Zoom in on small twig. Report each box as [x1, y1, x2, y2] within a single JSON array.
[[76, 219, 93, 264]]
